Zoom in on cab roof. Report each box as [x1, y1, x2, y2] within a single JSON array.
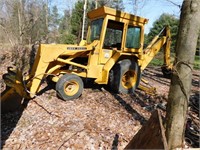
[[87, 6, 148, 25]]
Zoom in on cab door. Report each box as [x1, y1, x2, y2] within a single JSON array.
[[100, 20, 125, 64]]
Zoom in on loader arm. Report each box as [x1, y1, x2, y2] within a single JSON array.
[[27, 44, 68, 97], [27, 44, 95, 97], [140, 26, 172, 71], [2, 44, 94, 99], [1, 43, 95, 113]]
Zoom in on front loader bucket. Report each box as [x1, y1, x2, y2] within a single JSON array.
[[1, 87, 23, 113], [1, 67, 29, 113]]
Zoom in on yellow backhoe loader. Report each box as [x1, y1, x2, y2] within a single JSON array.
[[1, 6, 172, 113]]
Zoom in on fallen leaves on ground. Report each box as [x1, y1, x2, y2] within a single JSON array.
[[1, 66, 199, 149]]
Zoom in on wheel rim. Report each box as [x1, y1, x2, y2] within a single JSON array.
[[121, 70, 137, 89], [64, 80, 79, 96]]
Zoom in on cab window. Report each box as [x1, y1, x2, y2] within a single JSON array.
[[88, 18, 103, 43], [103, 20, 124, 50], [126, 26, 141, 49]]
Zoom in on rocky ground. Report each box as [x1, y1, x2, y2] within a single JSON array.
[[1, 52, 199, 149]]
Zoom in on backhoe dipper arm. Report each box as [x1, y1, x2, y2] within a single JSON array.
[[140, 26, 172, 71], [162, 27, 172, 68]]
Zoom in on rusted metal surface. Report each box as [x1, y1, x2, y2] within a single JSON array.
[[125, 110, 168, 149]]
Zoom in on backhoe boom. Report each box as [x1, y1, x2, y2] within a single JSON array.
[[141, 26, 172, 71]]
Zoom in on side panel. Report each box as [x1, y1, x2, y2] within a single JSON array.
[[95, 51, 121, 84], [100, 49, 115, 64]]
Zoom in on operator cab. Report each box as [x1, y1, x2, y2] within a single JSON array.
[[87, 6, 148, 53]]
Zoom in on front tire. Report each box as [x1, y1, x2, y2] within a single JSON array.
[[56, 74, 83, 100], [109, 59, 141, 94]]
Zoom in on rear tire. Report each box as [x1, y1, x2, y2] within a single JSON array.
[[56, 74, 83, 100], [109, 59, 141, 94]]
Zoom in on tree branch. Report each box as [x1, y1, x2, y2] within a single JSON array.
[[166, 0, 181, 8]]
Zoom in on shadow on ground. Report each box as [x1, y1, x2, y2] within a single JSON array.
[[1, 100, 29, 149], [1, 82, 54, 149]]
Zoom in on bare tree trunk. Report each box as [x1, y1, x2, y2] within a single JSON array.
[[165, 0, 200, 149], [18, 0, 23, 44], [45, 0, 49, 36], [95, 0, 98, 8]]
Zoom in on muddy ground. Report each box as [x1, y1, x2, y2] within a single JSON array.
[[1, 55, 199, 149]]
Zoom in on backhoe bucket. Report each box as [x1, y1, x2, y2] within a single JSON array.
[[1, 88, 23, 113], [161, 65, 172, 78]]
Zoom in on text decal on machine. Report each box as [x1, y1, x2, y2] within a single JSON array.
[[67, 47, 87, 50]]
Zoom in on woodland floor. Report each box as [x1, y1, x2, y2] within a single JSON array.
[[1, 57, 200, 149]]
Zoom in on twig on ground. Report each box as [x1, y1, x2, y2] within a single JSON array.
[[58, 129, 85, 150], [32, 99, 61, 118]]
